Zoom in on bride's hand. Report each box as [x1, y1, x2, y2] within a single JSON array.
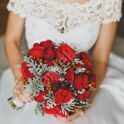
[[67, 109, 84, 121], [13, 66, 31, 104], [13, 78, 31, 104], [67, 89, 97, 121]]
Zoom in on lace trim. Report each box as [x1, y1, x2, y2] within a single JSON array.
[[102, 0, 122, 24], [7, 0, 122, 33], [7, 0, 28, 18], [29, 0, 103, 33]]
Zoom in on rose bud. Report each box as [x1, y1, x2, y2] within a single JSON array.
[[73, 74, 89, 90]]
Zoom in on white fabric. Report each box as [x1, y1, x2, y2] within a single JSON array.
[[7, 0, 122, 52], [0, 0, 124, 124]]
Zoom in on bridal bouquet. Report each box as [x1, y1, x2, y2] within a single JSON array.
[[9, 40, 96, 117]]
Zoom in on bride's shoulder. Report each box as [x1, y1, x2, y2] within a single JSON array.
[[101, 0, 123, 24], [7, 0, 31, 18], [7, 0, 46, 18], [103, 0, 122, 6], [102, 0, 122, 9]]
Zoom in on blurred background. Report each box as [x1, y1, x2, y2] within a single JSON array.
[[0, 0, 124, 75]]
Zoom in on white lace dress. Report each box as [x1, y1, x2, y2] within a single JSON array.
[[0, 0, 124, 124]]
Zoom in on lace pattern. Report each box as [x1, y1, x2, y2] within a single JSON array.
[[29, 0, 103, 33], [7, 0, 29, 18], [7, 0, 122, 33], [102, 0, 122, 23]]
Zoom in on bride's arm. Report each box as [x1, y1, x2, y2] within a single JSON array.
[[91, 22, 118, 88], [4, 12, 24, 79], [4, 12, 30, 103], [87, 22, 118, 104], [67, 22, 118, 121]]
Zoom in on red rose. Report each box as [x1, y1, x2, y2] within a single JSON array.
[[81, 52, 92, 69], [77, 91, 90, 101], [42, 71, 59, 85], [43, 48, 55, 60], [58, 111, 68, 117], [56, 44, 75, 62], [54, 89, 73, 104], [28, 43, 44, 58], [34, 91, 47, 103], [21, 62, 34, 81], [43, 105, 67, 117], [64, 68, 75, 83], [40, 40, 54, 48], [73, 74, 89, 90]]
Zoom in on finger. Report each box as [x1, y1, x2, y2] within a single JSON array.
[[67, 110, 83, 121], [14, 88, 29, 103], [15, 91, 26, 104], [14, 96, 24, 105], [54, 116, 66, 121], [15, 92, 26, 104], [20, 89, 31, 102], [15, 79, 22, 85], [14, 82, 31, 103], [15, 80, 24, 89], [13, 83, 22, 96], [13, 79, 29, 103], [18, 89, 31, 103]]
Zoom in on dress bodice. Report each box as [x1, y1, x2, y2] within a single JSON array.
[[7, 0, 122, 51]]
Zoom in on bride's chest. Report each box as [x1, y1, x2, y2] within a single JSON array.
[[26, 0, 103, 33], [25, 16, 100, 52]]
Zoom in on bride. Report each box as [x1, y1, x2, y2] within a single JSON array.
[[0, 0, 124, 124]]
